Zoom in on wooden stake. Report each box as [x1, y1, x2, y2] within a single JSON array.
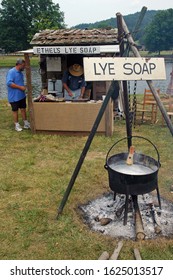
[[132, 195, 146, 240], [134, 248, 142, 260], [109, 241, 123, 260], [98, 251, 110, 260], [24, 53, 36, 133]]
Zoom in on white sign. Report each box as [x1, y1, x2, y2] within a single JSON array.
[[33, 45, 119, 55], [33, 46, 100, 55], [83, 57, 166, 81]]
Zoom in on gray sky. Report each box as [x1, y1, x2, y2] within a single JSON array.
[[55, 0, 173, 27]]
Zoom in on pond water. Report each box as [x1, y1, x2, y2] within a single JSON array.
[[126, 61, 173, 96], [0, 67, 42, 100], [0, 62, 172, 100]]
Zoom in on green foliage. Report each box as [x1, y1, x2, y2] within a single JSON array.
[[0, 55, 39, 67], [74, 9, 173, 51], [74, 10, 158, 42], [0, 0, 65, 53], [1, 4, 173, 55], [143, 9, 173, 53]]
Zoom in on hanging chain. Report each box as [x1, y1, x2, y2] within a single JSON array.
[[118, 31, 138, 129], [127, 80, 133, 131], [128, 80, 131, 111], [128, 80, 137, 130], [132, 80, 137, 128]]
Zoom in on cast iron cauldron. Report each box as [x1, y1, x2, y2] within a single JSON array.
[[104, 136, 161, 196]]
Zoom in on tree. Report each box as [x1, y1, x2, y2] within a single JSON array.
[[143, 9, 173, 54], [0, 0, 65, 53], [74, 11, 157, 42]]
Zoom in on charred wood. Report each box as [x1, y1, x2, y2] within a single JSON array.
[[148, 203, 162, 234]]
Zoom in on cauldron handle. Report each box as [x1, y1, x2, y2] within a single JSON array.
[[104, 137, 128, 169], [131, 136, 160, 166], [104, 136, 160, 168]]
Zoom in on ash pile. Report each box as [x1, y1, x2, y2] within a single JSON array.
[[79, 192, 173, 240]]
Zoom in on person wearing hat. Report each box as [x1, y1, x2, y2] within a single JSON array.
[[62, 64, 86, 100], [6, 59, 30, 131]]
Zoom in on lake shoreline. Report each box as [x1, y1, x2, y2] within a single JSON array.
[[0, 52, 173, 67], [1, 57, 172, 100]]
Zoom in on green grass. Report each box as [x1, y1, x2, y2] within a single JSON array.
[[140, 50, 173, 57], [0, 99, 173, 260], [0, 55, 39, 67]]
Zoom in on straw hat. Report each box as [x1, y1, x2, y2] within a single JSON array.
[[69, 64, 84, 76]]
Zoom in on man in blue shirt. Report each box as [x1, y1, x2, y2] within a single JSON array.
[[62, 64, 86, 100], [6, 59, 30, 131]]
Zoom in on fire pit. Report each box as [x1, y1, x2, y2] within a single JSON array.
[[104, 136, 161, 225], [79, 192, 173, 240]]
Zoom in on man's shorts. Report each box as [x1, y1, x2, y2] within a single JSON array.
[[10, 97, 26, 112]]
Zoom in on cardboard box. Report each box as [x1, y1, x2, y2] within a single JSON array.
[[33, 101, 113, 135]]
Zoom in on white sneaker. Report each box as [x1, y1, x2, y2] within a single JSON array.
[[15, 123, 23, 132], [23, 120, 30, 129]]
